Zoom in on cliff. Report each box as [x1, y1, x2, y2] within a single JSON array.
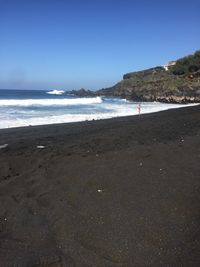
[[71, 50, 200, 103]]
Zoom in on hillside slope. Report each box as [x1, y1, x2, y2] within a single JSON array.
[[72, 50, 200, 103], [96, 50, 200, 103], [71, 50, 200, 103]]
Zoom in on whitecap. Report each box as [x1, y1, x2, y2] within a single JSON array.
[[0, 97, 102, 107], [46, 90, 65, 95]]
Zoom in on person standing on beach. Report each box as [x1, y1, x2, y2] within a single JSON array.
[[137, 103, 141, 114]]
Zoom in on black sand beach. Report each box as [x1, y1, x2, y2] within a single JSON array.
[[0, 105, 200, 266]]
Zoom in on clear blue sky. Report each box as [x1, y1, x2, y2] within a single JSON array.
[[0, 0, 200, 90]]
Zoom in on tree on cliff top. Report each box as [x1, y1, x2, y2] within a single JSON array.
[[170, 50, 200, 75]]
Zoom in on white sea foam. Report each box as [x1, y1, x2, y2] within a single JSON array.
[[0, 97, 102, 107], [47, 90, 65, 95], [0, 102, 197, 129]]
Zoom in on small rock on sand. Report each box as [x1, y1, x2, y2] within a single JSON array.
[[0, 144, 8, 149], [37, 145, 45, 149]]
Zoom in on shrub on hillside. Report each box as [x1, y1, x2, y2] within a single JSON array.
[[171, 50, 200, 75]]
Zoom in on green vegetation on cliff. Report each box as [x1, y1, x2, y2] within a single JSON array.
[[170, 50, 200, 75]]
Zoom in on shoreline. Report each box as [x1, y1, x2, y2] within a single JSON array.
[[0, 105, 200, 266], [0, 103, 199, 133]]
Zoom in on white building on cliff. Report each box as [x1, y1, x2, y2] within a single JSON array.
[[163, 61, 176, 71]]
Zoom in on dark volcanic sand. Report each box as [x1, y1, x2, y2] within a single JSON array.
[[0, 106, 200, 267]]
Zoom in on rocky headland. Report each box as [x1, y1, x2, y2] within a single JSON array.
[[71, 50, 200, 103]]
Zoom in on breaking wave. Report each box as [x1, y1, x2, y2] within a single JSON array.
[[0, 103, 197, 129], [0, 97, 102, 107], [46, 90, 65, 95]]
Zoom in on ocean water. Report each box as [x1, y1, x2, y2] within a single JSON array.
[[0, 89, 195, 129]]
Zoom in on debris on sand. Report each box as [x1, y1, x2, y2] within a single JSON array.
[[37, 145, 45, 149], [0, 144, 8, 149]]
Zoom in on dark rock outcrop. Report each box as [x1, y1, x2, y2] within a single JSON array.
[[69, 88, 95, 97], [96, 70, 200, 103]]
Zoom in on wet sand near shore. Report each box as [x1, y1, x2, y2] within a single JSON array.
[[0, 105, 200, 266]]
